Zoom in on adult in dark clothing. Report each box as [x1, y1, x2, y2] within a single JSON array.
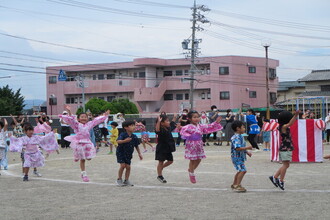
[[176, 109, 188, 146], [207, 105, 220, 140], [59, 111, 71, 148], [224, 109, 235, 146]]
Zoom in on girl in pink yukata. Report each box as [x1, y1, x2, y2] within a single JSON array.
[[9, 125, 58, 181], [59, 106, 110, 182], [34, 119, 60, 158], [180, 110, 223, 183], [135, 120, 154, 153]]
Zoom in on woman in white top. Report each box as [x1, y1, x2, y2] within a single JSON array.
[[113, 113, 125, 135], [60, 111, 71, 148], [200, 111, 210, 146]]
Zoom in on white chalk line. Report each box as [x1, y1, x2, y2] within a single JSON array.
[[2, 157, 330, 193]]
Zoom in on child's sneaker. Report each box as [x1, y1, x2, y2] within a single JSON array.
[[234, 185, 246, 193], [116, 179, 124, 186], [123, 179, 134, 186], [188, 171, 196, 184], [81, 175, 90, 182], [157, 176, 167, 183], [269, 176, 279, 187], [206, 143, 210, 146], [277, 180, 285, 190], [231, 184, 238, 190], [143, 149, 148, 153], [23, 175, 28, 181], [107, 151, 113, 155], [33, 170, 42, 177]]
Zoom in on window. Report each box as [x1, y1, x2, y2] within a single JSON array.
[[98, 97, 104, 100], [139, 72, 146, 78], [249, 66, 256, 73], [270, 92, 277, 104], [107, 96, 115, 102], [201, 92, 206, 99], [49, 76, 57, 84], [119, 80, 123, 86], [220, 91, 230, 100], [107, 74, 115, 79], [133, 72, 138, 78], [185, 93, 189, 100], [269, 68, 276, 79], [176, 94, 183, 100], [66, 97, 75, 104], [321, 85, 330, 91], [219, 67, 229, 75], [163, 71, 173, 77], [249, 91, 257, 98], [175, 70, 183, 76], [98, 74, 104, 80], [184, 70, 189, 75], [164, 94, 173, 100], [92, 75, 97, 80], [67, 76, 75, 81], [207, 92, 211, 99]]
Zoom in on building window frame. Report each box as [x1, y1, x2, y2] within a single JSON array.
[[249, 91, 257, 98], [220, 91, 230, 100], [164, 94, 173, 100], [248, 66, 256, 73], [49, 76, 57, 84], [219, 67, 229, 75]]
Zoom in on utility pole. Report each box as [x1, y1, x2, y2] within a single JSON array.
[[264, 44, 270, 119], [182, 0, 210, 110], [76, 74, 87, 112]]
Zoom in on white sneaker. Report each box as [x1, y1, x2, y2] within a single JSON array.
[[123, 179, 134, 186], [116, 179, 124, 186], [33, 171, 42, 177]]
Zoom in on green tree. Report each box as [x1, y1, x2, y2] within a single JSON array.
[[76, 98, 139, 115], [0, 85, 25, 116]]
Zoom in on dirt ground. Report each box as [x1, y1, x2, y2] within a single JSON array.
[[1, 143, 330, 220]]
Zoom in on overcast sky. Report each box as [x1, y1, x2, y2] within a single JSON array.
[[1, 0, 330, 100]]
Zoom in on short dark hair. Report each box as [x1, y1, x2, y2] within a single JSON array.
[[247, 109, 255, 115], [110, 121, 118, 127], [24, 125, 34, 132], [122, 120, 135, 128], [231, 120, 245, 131], [211, 105, 217, 110], [0, 121, 4, 129]]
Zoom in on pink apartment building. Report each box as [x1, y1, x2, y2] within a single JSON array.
[[46, 56, 279, 114]]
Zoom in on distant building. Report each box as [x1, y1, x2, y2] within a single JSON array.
[[277, 81, 305, 102], [298, 69, 330, 97], [46, 56, 279, 115]]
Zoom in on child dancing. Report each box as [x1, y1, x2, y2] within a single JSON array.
[[230, 120, 252, 192], [155, 114, 177, 183], [9, 125, 58, 181], [59, 106, 109, 182], [135, 120, 154, 153], [108, 121, 119, 154], [180, 110, 222, 183], [0, 118, 8, 174], [269, 110, 299, 190]]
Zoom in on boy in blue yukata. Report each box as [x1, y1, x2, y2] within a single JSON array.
[[116, 121, 143, 186], [230, 120, 253, 192]]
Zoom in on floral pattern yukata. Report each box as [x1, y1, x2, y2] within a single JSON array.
[[10, 132, 58, 168], [59, 115, 107, 161], [180, 122, 223, 160]]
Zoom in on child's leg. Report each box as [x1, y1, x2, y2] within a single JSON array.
[[146, 141, 153, 149], [274, 161, 290, 181], [141, 141, 147, 150], [118, 163, 126, 179], [162, 160, 173, 169], [266, 142, 270, 149], [23, 167, 30, 176], [233, 172, 239, 185], [157, 161, 164, 176], [124, 164, 131, 180], [236, 171, 247, 186], [189, 159, 201, 173], [80, 159, 86, 171]]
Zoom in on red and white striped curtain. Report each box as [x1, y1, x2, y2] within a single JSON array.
[[271, 119, 323, 162]]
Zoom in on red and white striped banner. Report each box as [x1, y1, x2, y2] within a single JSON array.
[[270, 119, 323, 162]]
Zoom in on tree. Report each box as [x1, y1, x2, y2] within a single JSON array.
[[0, 85, 25, 116], [76, 98, 139, 115]]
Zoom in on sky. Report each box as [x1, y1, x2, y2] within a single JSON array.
[[0, 0, 330, 100]]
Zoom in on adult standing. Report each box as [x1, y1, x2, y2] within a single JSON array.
[[224, 109, 235, 146], [60, 111, 71, 148], [245, 109, 260, 151], [325, 110, 330, 144], [99, 113, 109, 146], [38, 112, 50, 124], [207, 105, 219, 141], [200, 111, 210, 146], [176, 109, 189, 146], [114, 113, 125, 135]]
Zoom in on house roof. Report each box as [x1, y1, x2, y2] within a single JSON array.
[[277, 81, 305, 92], [299, 69, 330, 82], [298, 91, 330, 97]]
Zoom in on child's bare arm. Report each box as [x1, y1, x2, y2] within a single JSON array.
[[155, 115, 161, 132], [117, 137, 132, 144], [236, 146, 252, 151], [282, 110, 300, 132]]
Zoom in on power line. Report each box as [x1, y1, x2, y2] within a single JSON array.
[[112, 0, 190, 9], [46, 0, 189, 21]]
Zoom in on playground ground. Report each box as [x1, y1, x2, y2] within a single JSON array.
[[1, 143, 330, 220]]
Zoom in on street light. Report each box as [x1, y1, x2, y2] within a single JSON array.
[[49, 94, 56, 117], [262, 40, 271, 119]]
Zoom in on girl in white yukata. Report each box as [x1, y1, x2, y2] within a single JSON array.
[[180, 110, 223, 184], [59, 106, 110, 182], [9, 125, 58, 181], [0, 118, 9, 175]]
